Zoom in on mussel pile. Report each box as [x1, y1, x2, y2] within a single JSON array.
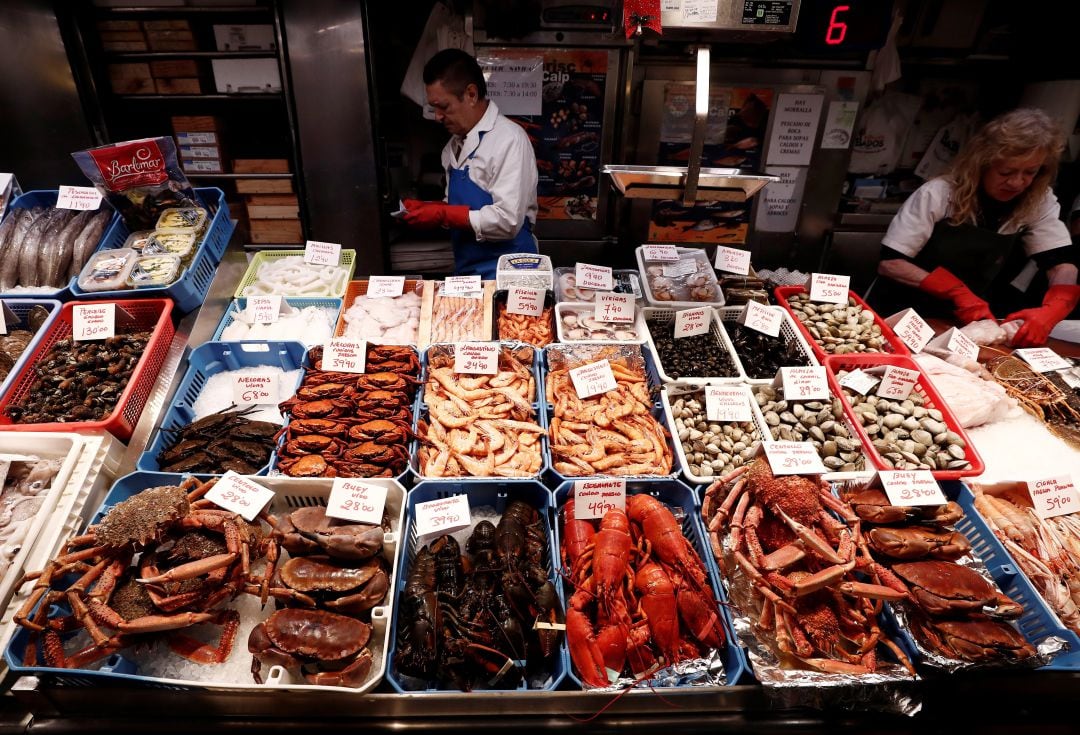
[[646, 317, 737, 380], [725, 322, 810, 379], [5, 333, 149, 424], [156, 406, 281, 474]]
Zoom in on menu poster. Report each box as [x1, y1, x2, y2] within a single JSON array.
[[487, 48, 608, 222]]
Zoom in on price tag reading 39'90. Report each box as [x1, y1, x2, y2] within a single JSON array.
[[705, 386, 751, 422], [73, 303, 115, 342], [574, 479, 626, 520], [327, 479, 388, 525], [303, 240, 341, 266], [414, 494, 472, 537], [323, 339, 366, 374], [740, 301, 781, 337], [206, 471, 275, 522], [576, 262, 613, 291], [454, 342, 499, 375], [674, 307, 710, 338], [1028, 474, 1080, 520], [570, 359, 617, 399], [594, 292, 635, 324], [808, 273, 850, 304], [878, 471, 947, 507], [507, 287, 545, 316], [875, 366, 920, 400], [762, 441, 827, 475]]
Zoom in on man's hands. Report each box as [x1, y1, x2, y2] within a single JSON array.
[[401, 200, 471, 230]]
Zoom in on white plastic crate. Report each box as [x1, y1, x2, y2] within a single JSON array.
[[635, 245, 725, 309], [642, 307, 741, 385], [717, 305, 819, 385]]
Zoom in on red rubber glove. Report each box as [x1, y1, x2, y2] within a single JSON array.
[[1005, 284, 1080, 347], [402, 202, 472, 230], [918, 267, 996, 324]]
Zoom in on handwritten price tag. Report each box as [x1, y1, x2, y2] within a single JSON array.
[[443, 275, 482, 297], [576, 262, 613, 291], [1027, 474, 1080, 520], [414, 494, 472, 537], [780, 366, 829, 401], [946, 328, 979, 363], [304, 240, 341, 266], [56, 185, 103, 210], [876, 366, 919, 400], [73, 303, 115, 342], [594, 292, 635, 324], [886, 308, 933, 354], [323, 339, 366, 374], [641, 245, 680, 262], [574, 479, 626, 520], [839, 369, 879, 395], [705, 386, 751, 422], [879, 471, 948, 506], [673, 307, 710, 338], [715, 246, 752, 275], [762, 441, 827, 475], [507, 287, 545, 316], [739, 301, 781, 337], [249, 295, 282, 324], [454, 342, 499, 375], [206, 471, 274, 522], [808, 273, 850, 305], [570, 359, 617, 399], [368, 276, 405, 298], [327, 479, 388, 524], [232, 373, 278, 405], [1015, 348, 1071, 373]]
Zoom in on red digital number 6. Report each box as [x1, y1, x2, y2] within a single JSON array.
[[826, 5, 850, 45]]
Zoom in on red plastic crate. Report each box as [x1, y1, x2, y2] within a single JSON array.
[[774, 286, 910, 361], [822, 353, 984, 480], [0, 299, 175, 442]]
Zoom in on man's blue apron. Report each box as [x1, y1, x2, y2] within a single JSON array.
[[448, 132, 537, 280]]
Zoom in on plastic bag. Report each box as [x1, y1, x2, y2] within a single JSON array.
[[72, 137, 200, 230], [848, 91, 923, 176], [960, 319, 1008, 346], [915, 113, 980, 180]]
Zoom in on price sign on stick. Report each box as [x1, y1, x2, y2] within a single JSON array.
[[641, 245, 680, 262], [304, 240, 341, 266], [1028, 474, 1080, 520], [839, 369, 879, 395], [763, 441, 827, 475], [1015, 348, 1071, 373], [507, 287, 545, 316], [327, 479, 388, 524], [454, 342, 499, 375], [73, 303, 115, 342], [323, 339, 366, 374], [739, 301, 782, 337], [443, 275, 482, 297], [705, 386, 751, 422], [207, 472, 275, 522], [574, 479, 626, 520], [576, 262, 613, 291], [779, 366, 829, 401], [250, 295, 282, 324], [56, 185, 103, 210], [808, 273, 849, 304], [570, 359, 617, 398], [232, 373, 278, 405], [415, 495, 472, 537], [879, 471, 948, 506], [674, 307, 710, 338], [715, 246, 752, 275], [886, 309, 933, 353], [876, 366, 919, 400], [367, 276, 405, 298], [594, 292, 635, 324]]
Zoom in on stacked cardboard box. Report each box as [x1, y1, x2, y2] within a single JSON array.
[[98, 20, 147, 52], [150, 59, 200, 95], [172, 116, 225, 175], [108, 63, 154, 95], [144, 19, 196, 51], [234, 159, 301, 243]]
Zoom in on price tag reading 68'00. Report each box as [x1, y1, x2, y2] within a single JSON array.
[[414, 494, 472, 537]]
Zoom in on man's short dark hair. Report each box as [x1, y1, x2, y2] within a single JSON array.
[[423, 49, 487, 100]]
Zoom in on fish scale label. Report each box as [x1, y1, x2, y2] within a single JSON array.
[[739, 301, 781, 337], [570, 359, 617, 399], [303, 240, 341, 266], [56, 185, 103, 211], [641, 245, 680, 262], [778, 366, 829, 401], [763, 441, 827, 475], [454, 342, 499, 375], [674, 307, 710, 338], [1015, 347, 1071, 373], [73, 303, 115, 341], [594, 292, 635, 324], [705, 386, 751, 422], [839, 369, 879, 395], [443, 275, 482, 297], [327, 479, 388, 524], [1028, 474, 1080, 520], [879, 471, 947, 506], [808, 273, 849, 304], [206, 472, 274, 522], [232, 373, 278, 405], [324, 339, 366, 374], [507, 286, 545, 316], [249, 295, 282, 324], [876, 366, 919, 400], [574, 479, 626, 520], [415, 494, 472, 537], [367, 276, 405, 298], [885, 308, 933, 354], [576, 263, 613, 291], [714, 246, 752, 275]]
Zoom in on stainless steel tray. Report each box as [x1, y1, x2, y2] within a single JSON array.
[[603, 165, 777, 202]]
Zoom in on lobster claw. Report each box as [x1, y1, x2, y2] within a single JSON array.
[[566, 608, 611, 688]]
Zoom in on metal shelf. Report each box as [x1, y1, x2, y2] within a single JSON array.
[[114, 93, 282, 100], [94, 5, 272, 15], [184, 172, 292, 180], [104, 50, 277, 60]]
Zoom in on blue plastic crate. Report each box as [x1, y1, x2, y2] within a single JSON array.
[[0, 191, 120, 300], [69, 187, 233, 314], [137, 341, 306, 474], [0, 298, 62, 402], [541, 342, 662, 411], [553, 478, 748, 688], [949, 480, 1080, 670], [212, 297, 343, 343], [386, 479, 567, 692]]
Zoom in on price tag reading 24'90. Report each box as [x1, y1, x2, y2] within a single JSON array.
[[875, 366, 920, 400], [594, 292, 635, 324], [739, 301, 781, 337], [454, 342, 499, 375], [249, 295, 282, 324], [303, 240, 341, 266], [762, 441, 827, 475], [570, 359, 617, 399], [507, 287, 545, 316], [206, 471, 275, 522], [574, 479, 626, 520], [323, 339, 366, 374], [73, 303, 115, 342], [576, 262, 613, 291], [705, 386, 751, 422], [414, 494, 472, 537], [367, 276, 405, 298], [808, 273, 850, 304], [879, 471, 948, 507], [1028, 474, 1080, 520], [327, 479, 388, 525]]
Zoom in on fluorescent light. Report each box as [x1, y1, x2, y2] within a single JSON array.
[[695, 46, 710, 116]]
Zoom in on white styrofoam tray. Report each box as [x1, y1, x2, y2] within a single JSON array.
[[555, 302, 648, 344], [635, 245, 725, 310]]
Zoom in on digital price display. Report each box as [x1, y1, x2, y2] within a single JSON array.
[[795, 0, 892, 52]]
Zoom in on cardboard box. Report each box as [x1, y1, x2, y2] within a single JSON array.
[[100, 31, 146, 43], [246, 203, 299, 219], [233, 159, 290, 174], [155, 77, 201, 95], [181, 159, 225, 175], [249, 218, 303, 244], [236, 178, 293, 194], [172, 115, 221, 133], [146, 30, 196, 51], [97, 20, 141, 32], [102, 39, 148, 52], [211, 58, 280, 93], [179, 144, 221, 160], [212, 24, 275, 51], [108, 63, 154, 95], [150, 60, 199, 78], [143, 19, 191, 32], [245, 194, 298, 206], [176, 131, 220, 146]]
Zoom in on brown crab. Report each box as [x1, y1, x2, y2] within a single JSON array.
[[866, 526, 972, 561], [274, 506, 385, 560], [248, 608, 373, 687], [261, 555, 389, 614], [891, 561, 1023, 619], [843, 488, 963, 525], [908, 615, 1037, 662]]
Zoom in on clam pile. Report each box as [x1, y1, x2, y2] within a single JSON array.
[[668, 390, 760, 478], [785, 292, 889, 355], [753, 385, 865, 472]]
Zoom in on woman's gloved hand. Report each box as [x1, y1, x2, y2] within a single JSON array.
[[1005, 284, 1080, 347], [401, 200, 471, 229], [918, 267, 996, 324]]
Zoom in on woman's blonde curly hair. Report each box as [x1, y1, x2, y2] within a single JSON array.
[[946, 108, 1065, 228]]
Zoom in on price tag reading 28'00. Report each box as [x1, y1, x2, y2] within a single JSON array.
[[808, 273, 850, 304], [454, 342, 499, 375], [570, 359, 617, 399], [762, 441, 827, 475], [674, 307, 710, 338], [576, 262, 614, 291], [327, 479, 388, 525], [507, 287, 545, 316], [705, 386, 751, 422], [414, 494, 472, 537], [324, 339, 366, 374], [879, 471, 947, 507], [574, 479, 626, 520], [73, 303, 115, 342], [1028, 474, 1080, 520], [206, 471, 275, 522], [594, 292, 635, 324]]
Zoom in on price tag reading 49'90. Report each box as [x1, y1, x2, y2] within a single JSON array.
[[878, 471, 948, 507], [206, 471, 275, 522], [73, 303, 115, 342], [326, 479, 388, 525], [1028, 474, 1080, 520], [574, 479, 626, 520], [414, 494, 472, 537]]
